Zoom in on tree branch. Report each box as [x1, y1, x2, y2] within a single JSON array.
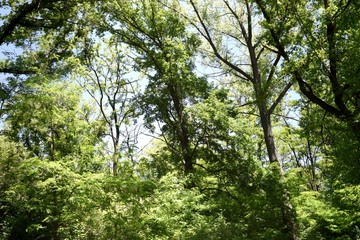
[[189, 0, 254, 82], [0, 0, 44, 45], [268, 81, 293, 115], [255, 0, 344, 118]]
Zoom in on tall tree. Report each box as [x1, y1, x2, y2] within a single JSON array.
[[178, 0, 298, 238], [77, 38, 140, 176], [251, 1, 360, 237], [101, 0, 209, 176]]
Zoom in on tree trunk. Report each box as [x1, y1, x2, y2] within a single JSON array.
[[258, 102, 299, 240], [168, 82, 194, 175]]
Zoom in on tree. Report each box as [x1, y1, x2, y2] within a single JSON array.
[[101, 0, 209, 176], [253, 0, 360, 143], [78, 38, 141, 176], [176, 0, 298, 238]]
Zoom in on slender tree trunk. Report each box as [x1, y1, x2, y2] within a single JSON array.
[[113, 150, 118, 176], [112, 138, 119, 176], [258, 102, 299, 240]]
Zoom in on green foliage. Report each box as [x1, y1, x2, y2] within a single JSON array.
[[140, 171, 238, 240], [0, 0, 96, 74], [294, 188, 360, 240], [0, 136, 27, 239], [1, 0, 360, 239], [5, 79, 100, 163]]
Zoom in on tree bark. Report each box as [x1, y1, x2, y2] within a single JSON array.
[[258, 101, 299, 240]]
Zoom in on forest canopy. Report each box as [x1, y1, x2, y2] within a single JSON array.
[[0, 0, 359, 239]]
